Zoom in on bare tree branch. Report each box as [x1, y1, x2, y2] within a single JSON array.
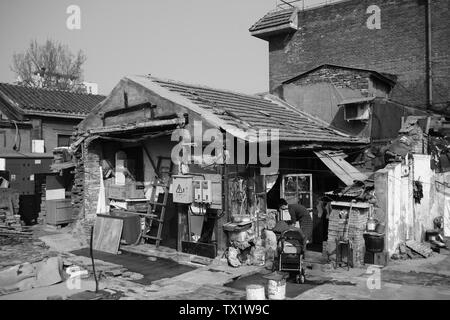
[[10, 39, 87, 92]]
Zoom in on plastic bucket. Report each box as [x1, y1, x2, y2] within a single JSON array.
[[246, 285, 266, 300], [267, 279, 286, 300]]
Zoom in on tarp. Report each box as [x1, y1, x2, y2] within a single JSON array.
[[314, 150, 368, 186]]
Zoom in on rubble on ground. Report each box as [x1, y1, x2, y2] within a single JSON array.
[[391, 240, 434, 260]]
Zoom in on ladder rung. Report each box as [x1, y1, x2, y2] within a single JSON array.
[[152, 183, 169, 188], [148, 218, 164, 223], [142, 235, 162, 241], [149, 202, 167, 207], [135, 213, 158, 218]]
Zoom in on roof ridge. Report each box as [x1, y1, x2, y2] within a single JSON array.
[[142, 75, 268, 101], [0, 82, 106, 97]]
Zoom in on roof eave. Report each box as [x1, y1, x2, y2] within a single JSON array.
[[23, 110, 88, 119], [250, 23, 298, 40]]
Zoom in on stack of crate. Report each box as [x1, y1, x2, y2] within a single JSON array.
[[325, 202, 369, 267]]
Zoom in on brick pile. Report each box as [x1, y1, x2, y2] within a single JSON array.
[[325, 206, 369, 267]]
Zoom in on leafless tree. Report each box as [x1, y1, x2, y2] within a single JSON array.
[[11, 39, 87, 92]]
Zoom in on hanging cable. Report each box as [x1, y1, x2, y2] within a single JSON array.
[[12, 120, 20, 151]]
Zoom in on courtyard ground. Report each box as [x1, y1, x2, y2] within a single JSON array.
[[0, 226, 449, 300]]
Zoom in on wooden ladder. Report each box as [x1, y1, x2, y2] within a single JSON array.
[[141, 157, 174, 248]]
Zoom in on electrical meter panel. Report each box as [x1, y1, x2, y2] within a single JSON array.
[[192, 179, 212, 204], [193, 180, 202, 202], [201, 180, 212, 203]]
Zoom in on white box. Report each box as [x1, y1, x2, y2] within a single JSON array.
[[172, 175, 193, 204], [46, 188, 65, 200], [32, 140, 45, 153]]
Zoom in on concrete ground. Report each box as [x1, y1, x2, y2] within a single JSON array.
[[1, 229, 449, 300]]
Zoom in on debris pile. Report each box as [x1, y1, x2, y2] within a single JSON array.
[[391, 240, 434, 260]]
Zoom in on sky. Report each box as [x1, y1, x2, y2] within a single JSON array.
[[0, 0, 284, 95]]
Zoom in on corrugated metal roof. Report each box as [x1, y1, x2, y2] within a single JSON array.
[[0, 83, 105, 117], [127, 75, 366, 144], [314, 150, 368, 186]]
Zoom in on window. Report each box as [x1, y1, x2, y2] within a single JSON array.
[[0, 131, 5, 150], [57, 135, 71, 147], [281, 174, 313, 209], [344, 103, 370, 121]]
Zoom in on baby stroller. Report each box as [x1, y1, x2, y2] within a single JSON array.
[[273, 228, 307, 284]]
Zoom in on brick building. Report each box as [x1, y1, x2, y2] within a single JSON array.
[[0, 83, 105, 223], [250, 0, 450, 114], [279, 64, 428, 145]]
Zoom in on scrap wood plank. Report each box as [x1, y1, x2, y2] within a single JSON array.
[[405, 240, 433, 258], [93, 215, 123, 254]]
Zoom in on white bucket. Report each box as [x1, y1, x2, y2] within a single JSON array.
[[246, 285, 266, 300], [267, 279, 286, 300]]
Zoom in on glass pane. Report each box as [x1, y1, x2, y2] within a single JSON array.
[[297, 176, 310, 192], [284, 176, 297, 193]]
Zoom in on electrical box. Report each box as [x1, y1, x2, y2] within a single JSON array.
[[172, 175, 193, 204], [193, 180, 202, 202], [201, 180, 212, 203], [192, 179, 212, 204], [32, 140, 45, 153]]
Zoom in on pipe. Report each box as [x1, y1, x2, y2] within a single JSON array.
[[426, 0, 433, 109]]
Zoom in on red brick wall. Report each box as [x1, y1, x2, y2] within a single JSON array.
[[268, 0, 450, 112]]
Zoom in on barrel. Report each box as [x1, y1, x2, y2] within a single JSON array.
[[267, 279, 286, 300], [246, 285, 266, 300]]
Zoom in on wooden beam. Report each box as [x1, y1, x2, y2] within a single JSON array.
[[141, 142, 159, 178], [88, 117, 185, 135]]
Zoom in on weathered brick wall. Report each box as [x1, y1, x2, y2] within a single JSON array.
[[268, 0, 450, 112], [83, 139, 102, 218], [325, 205, 369, 267], [290, 66, 372, 94]]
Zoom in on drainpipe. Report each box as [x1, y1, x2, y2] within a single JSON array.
[[426, 0, 433, 109]]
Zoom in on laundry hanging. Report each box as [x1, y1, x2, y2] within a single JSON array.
[[413, 180, 424, 204]]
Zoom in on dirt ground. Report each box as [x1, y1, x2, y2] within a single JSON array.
[[1, 226, 449, 300]]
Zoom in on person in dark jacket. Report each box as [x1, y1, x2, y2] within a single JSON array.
[[278, 199, 313, 242]]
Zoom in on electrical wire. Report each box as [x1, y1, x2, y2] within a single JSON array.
[[12, 120, 20, 151]]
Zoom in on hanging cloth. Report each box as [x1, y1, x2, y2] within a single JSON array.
[[96, 166, 107, 214]]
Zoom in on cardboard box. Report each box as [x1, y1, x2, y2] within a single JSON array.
[[364, 251, 388, 266]]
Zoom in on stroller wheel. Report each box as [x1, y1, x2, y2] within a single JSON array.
[[296, 274, 305, 284]]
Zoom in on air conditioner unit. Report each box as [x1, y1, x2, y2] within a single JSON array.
[[344, 103, 370, 121]]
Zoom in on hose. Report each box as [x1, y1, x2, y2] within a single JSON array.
[[90, 226, 99, 293]]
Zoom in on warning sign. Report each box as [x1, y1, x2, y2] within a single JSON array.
[[172, 175, 193, 204]]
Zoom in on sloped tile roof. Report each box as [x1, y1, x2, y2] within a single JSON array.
[[130, 75, 365, 144], [249, 8, 296, 32], [0, 83, 105, 117]]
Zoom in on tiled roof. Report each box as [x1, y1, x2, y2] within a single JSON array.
[[249, 9, 296, 32], [0, 83, 105, 117], [128, 75, 365, 144]]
